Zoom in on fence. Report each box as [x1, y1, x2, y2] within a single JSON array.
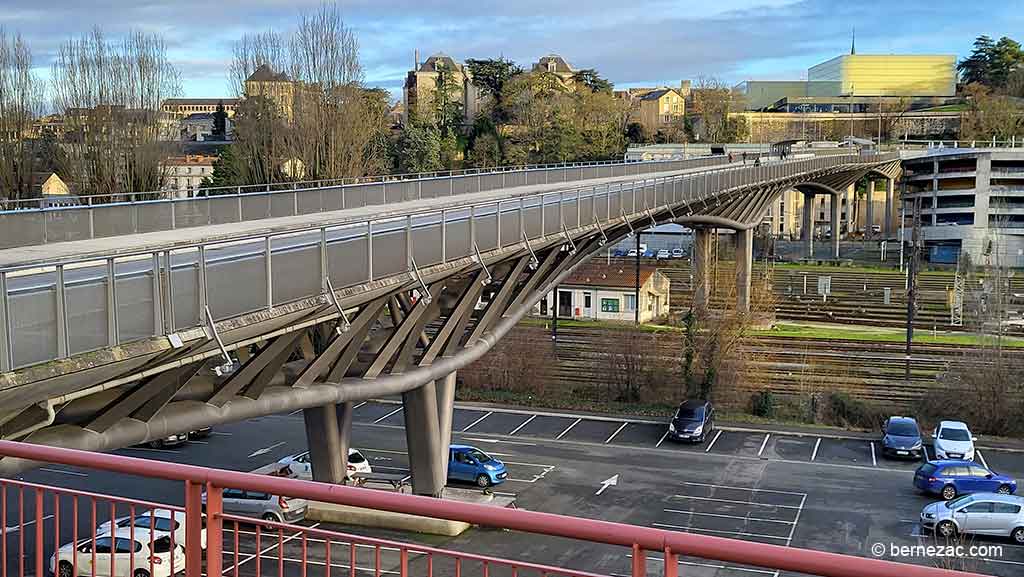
[[0, 440, 985, 577], [0, 153, 897, 372]]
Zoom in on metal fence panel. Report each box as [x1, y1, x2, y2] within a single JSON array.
[[170, 260, 200, 330], [66, 277, 109, 355], [269, 192, 297, 217], [206, 244, 266, 320], [344, 184, 368, 208], [363, 184, 386, 206], [505, 170, 527, 188], [173, 199, 211, 229], [543, 197, 560, 236], [137, 202, 175, 233], [8, 280, 57, 368], [579, 196, 594, 225], [526, 170, 546, 186], [42, 211, 90, 244], [240, 195, 271, 220], [370, 229, 407, 279], [475, 206, 498, 252], [411, 219, 443, 267], [0, 213, 42, 248], [321, 186, 345, 212], [444, 212, 471, 259], [210, 196, 243, 224], [499, 206, 520, 248], [326, 234, 368, 287], [523, 201, 542, 239], [90, 205, 136, 239], [452, 176, 477, 196], [115, 268, 156, 342], [480, 174, 503, 192], [420, 178, 448, 199], [271, 237, 321, 305], [561, 198, 579, 229], [295, 190, 323, 215]]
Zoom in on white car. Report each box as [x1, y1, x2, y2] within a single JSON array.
[[932, 420, 977, 461], [656, 249, 671, 260], [51, 528, 185, 577], [97, 509, 206, 550], [278, 449, 372, 479]]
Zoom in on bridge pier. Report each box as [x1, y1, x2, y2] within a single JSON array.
[[302, 403, 351, 484], [691, 228, 712, 313], [866, 180, 875, 240], [735, 228, 753, 313], [403, 381, 446, 497], [830, 193, 841, 259], [884, 178, 895, 238], [801, 192, 814, 258]]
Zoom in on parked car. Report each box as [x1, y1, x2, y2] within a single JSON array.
[[612, 249, 626, 257], [932, 420, 977, 461], [627, 249, 638, 257], [51, 528, 185, 577], [880, 416, 923, 459], [671, 248, 685, 258], [656, 249, 670, 260], [448, 445, 507, 488], [277, 449, 372, 480], [667, 400, 714, 443], [188, 428, 212, 440], [97, 509, 206, 550], [914, 460, 1017, 500], [204, 488, 308, 525], [642, 249, 656, 258], [920, 493, 1024, 544], [144, 433, 188, 449]]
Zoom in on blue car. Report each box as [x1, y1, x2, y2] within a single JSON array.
[[914, 460, 1017, 500], [448, 445, 507, 488]]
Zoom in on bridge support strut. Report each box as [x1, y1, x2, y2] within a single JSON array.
[[692, 228, 712, 314]]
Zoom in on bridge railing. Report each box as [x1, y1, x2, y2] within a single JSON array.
[[0, 440, 983, 577], [0, 157, 731, 250], [0, 152, 895, 371]]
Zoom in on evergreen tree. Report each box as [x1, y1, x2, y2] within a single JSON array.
[[212, 100, 228, 139]]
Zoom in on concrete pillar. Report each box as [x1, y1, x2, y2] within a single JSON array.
[[801, 192, 814, 258], [302, 404, 347, 484], [735, 228, 753, 313], [435, 371, 457, 474], [884, 178, 894, 238], [831, 194, 841, 259], [692, 228, 712, 312], [866, 180, 875, 240], [403, 382, 445, 497]]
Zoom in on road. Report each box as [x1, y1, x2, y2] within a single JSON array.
[[5, 402, 1024, 577]]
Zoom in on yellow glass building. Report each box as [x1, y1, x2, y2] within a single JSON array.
[[808, 55, 956, 97]]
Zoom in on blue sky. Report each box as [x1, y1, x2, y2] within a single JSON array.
[[4, 0, 1022, 100]]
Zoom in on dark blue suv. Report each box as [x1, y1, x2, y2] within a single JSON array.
[[914, 460, 1017, 500]]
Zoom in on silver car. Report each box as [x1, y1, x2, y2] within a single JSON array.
[[920, 493, 1024, 544], [203, 489, 308, 525]]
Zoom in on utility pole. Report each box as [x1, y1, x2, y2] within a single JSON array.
[[904, 196, 921, 383], [634, 233, 641, 326], [551, 285, 558, 342]]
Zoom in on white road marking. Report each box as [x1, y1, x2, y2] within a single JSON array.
[[623, 554, 778, 575], [210, 432, 233, 437], [679, 480, 807, 497], [652, 522, 790, 540], [248, 441, 287, 458], [352, 401, 367, 410], [655, 431, 669, 448], [662, 509, 794, 525], [461, 437, 536, 447], [758, 434, 770, 457], [222, 523, 320, 574], [39, 468, 88, 477], [373, 407, 403, 424], [870, 442, 877, 467], [977, 449, 989, 469], [595, 474, 619, 496], [187, 440, 209, 445], [3, 514, 54, 534], [785, 494, 807, 547], [605, 423, 628, 444], [507, 415, 536, 436], [811, 438, 821, 461], [555, 418, 582, 440], [460, 412, 492, 432], [669, 495, 803, 510], [705, 430, 723, 452], [122, 446, 181, 454]]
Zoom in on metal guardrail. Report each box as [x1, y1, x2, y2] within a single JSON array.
[[0, 153, 896, 372], [0, 440, 986, 577], [0, 157, 731, 250]]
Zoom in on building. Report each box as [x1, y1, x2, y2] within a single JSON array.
[[901, 149, 1024, 265], [808, 54, 956, 98], [160, 98, 239, 119], [179, 113, 232, 141], [38, 173, 77, 208], [244, 64, 297, 122], [402, 53, 483, 128], [536, 263, 670, 323], [735, 81, 843, 111], [637, 88, 685, 135], [531, 54, 576, 89], [163, 155, 216, 198]]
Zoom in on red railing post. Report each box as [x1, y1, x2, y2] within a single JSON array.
[[663, 547, 678, 577], [204, 482, 223, 577], [631, 544, 646, 577], [33, 488, 43, 577], [184, 481, 204, 577]]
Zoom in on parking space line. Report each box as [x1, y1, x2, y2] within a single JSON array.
[[705, 430, 723, 452], [663, 509, 794, 525], [623, 554, 778, 576], [923, 445, 930, 461], [556, 418, 582, 440], [680, 481, 806, 497], [352, 401, 367, 410], [122, 446, 181, 454], [655, 431, 669, 448], [223, 523, 320, 574], [461, 412, 493, 432], [39, 468, 88, 477], [507, 415, 536, 436], [373, 407, 403, 424], [757, 434, 770, 457], [870, 442, 877, 467], [670, 495, 802, 510], [784, 494, 806, 547], [977, 449, 989, 469], [652, 522, 790, 540], [810, 438, 821, 461], [605, 423, 629, 444]]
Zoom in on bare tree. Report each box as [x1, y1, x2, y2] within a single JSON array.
[[689, 76, 748, 143], [0, 28, 45, 202], [51, 27, 181, 198]]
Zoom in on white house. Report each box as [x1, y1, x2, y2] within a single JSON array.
[[534, 263, 670, 323]]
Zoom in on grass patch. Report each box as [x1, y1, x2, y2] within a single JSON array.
[[518, 317, 682, 333], [751, 323, 1024, 347]]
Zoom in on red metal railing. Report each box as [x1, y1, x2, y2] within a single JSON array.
[[0, 440, 985, 577]]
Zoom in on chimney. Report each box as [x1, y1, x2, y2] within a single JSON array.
[[414, 49, 420, 71]]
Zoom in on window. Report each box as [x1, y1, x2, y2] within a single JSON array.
[[994, 503, 1022, 514], [601, 298, 620, 312], [624, 294, 637, 311], [115, 538, 141, 553], [584, 293, 592, 308], [223, 488, 245, 499], [246, 491, 270, 500], [939, 427, 971, 441], [969, 466, 990, 477], [943, 466, 970, 477], [93, 537, 113, 554], [961, 502, 993, 514]]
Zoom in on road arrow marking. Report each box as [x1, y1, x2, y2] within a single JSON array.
[[249, 441, 286, 458], [596, 474, 619, 496]]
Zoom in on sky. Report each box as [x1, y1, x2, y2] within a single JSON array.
[[3, 0, 1023, 101]]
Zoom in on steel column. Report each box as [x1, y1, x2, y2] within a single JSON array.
[[55, 265, 68, 359], [802, 192, 814, 258], [831, 194, 841, 259], [735, 228, 753, 313], [884, 178, 895, 238], [303, 404, 347, 483], [692, 228, 712, 313], [866, 180, 875, 240], [403, 384, 445, 496], [106, 258, 118, 346]]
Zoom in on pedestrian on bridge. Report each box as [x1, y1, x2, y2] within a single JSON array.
[[742, 152, 748, 165]]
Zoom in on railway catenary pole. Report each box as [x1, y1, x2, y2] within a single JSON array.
[[905, 196, 921, 383], [634, 232, 641, 326]]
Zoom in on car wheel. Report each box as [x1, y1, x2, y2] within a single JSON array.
[[941, 485, 957, 500], [1012, 527, 1024, 545], [997, 484, 1013, 495], [58, 561, 73, 577], [133, 570, 150, 577], [262, 513, 279, 530], [476, 474, 491, 488], [936, 520, 958, 539]]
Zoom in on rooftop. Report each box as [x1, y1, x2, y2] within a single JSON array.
[[562, 263, 659, 289]]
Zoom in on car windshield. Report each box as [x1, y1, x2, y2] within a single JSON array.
[[945, 495, 976, 509], [467, 449, 491, 462], [677, 406, 704, 421], [348, 451, 366, 464], [887, 422, 918, 436], [940, 428, 971, 441]]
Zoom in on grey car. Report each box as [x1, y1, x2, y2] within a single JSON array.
[[920, 493, 1024, 544], [204, 489, 308, 525]]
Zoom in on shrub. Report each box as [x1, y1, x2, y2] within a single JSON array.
[[820, 392, 880, 429], [751, 391, 774, 418]]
